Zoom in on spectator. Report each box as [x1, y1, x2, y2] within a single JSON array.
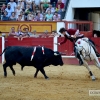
[[17, 0, 25, 9], [55, 4, 62, 15], [94, 33, 98, 37], [33, 0, 41, 12], [15, 0, 18, 5], [1, 4, 6, 15], [20, 28, 35, 40], [46, 4, 55, 14], [41, 0, 50, 13], [8, 27, 18, 36], [24, 28, 33, 37], [53, 11, 61, 21], [35, 12, 43, 21], [50, 0, 58, 7], [41, 30, 48, 38], [17, 15, 24, 21], [10, 12, 16, 21], [8, 0, 17, 12], [56, 0, 64, 9], [49, 30, 59, 37], [15, 5, 22, 19], [5, 4, 13, 17], [15, 28, 24, 40], [31, 30, 40, 37], [27, 12, 33, 21], [20, 11, 25, 20], [45, 10, 53, 21], [25, 4, 32, 16], [25, 0, 33, 5], [2, 11, 9, 21], [62, 0, 66, 4], [31, 15, 37, 21]]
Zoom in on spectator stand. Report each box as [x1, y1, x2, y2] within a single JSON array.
[[2, 0, 66, 21]]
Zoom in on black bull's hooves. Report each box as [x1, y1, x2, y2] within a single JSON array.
[[4, 76, 7, 78], [13, 74, 15, 76], [45, 77, 49, 80]]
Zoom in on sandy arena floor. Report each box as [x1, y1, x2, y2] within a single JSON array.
[[0, 64, 100, 100]]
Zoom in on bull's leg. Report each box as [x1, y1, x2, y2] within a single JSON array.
[[9, 65, 15, 76], [34, 68, 39, 78], [21, 65, 25, 71], [40, 68, 49, 79], [83, 60, 96, 81], [3, 63, 8, 77]]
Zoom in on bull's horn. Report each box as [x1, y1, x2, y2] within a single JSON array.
[[54, 53, 59, 56], [59, 52, 66, 55]]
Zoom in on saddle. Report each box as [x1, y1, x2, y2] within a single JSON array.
[[82, 38, 100, 57]]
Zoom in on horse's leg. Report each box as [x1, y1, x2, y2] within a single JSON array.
[[94, 57, 100, 69], [83, 60, 96, 81], [9, 65, 15, 76]]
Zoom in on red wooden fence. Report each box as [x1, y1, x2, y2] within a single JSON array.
[[65, 21, 93, 37], [0, 38, 2, 63], [58, 37, 100, 56], [5, 37, 53, 50], [0, 37, 100, 64]]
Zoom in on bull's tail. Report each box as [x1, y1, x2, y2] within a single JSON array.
[[0, 47, 9, 56]]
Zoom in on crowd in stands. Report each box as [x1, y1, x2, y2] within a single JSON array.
[[1, 0, 66, 21], [7, 27, 60, 40]]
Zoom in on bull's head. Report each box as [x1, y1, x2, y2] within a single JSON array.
[[54, 52, 59, 56], [53, 51, 64, 66], [54, 52, 66, 56]]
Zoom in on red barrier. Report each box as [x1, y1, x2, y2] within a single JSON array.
[[0, 38, 2, 63], [0, 37, 99, 65], [5, 37, 53, 50], [58, 37, 100, 56], [91, 37, 100, 53], [58, 37, 74, 56]]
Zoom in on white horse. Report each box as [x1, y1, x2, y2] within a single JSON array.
[[75, 37, 100, 81]]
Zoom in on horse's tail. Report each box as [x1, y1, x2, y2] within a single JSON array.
[[0, 46, 9, 56]]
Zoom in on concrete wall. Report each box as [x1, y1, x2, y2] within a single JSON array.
[[65, 0, 100, 21], [90, 13, 100, 30]]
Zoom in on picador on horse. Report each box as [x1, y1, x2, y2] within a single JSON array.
[[55, 27, 100, 65]]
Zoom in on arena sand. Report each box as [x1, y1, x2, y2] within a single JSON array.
[[0, 64, 100, 100]]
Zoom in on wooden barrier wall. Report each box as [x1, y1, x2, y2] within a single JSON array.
[[0, 37, 100, 64], [5, 37, 53, 50], [0, 21, 57, 35], [58, 37, 100, 65], [0, 38, 2, 63]]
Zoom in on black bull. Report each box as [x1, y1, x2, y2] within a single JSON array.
[[0, 46, 63, 79]]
